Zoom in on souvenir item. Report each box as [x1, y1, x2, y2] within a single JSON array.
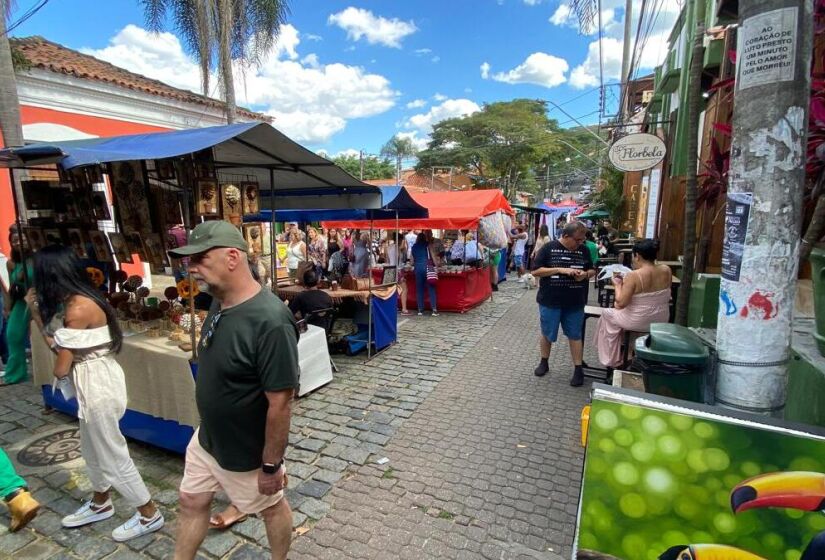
[[66, 228, 87, 258], [143, 233, 169, 270], [107, 232, 133, 263], [124, 232, 147, 259], [196, 179, 219, 216], [155, 158, 176, 181], [23, 227, 45, 252], [243, 223, 263, 255], [43, 229, 63, 245], [91, 190, 111, 221], [110, 161, 152, 235], [221, 183, 242, 225], [193, 149, 215, 179], [88, 231, 114, 262], [242, 181, 259, 214]]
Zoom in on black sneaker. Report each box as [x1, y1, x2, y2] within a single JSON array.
[[534, 360, 549, 377], [570, 366, 584, 387]]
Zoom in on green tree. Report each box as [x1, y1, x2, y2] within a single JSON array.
[[380, 135, 418, 185], [331, 155, 396, 181], [141, 0, 289, 123]]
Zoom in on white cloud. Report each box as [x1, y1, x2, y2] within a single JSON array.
[[431, 56, 440, 63], [406, 99, 427, 109], [569, 37, 622, 88], [550, 4, 574, 26], [405, 98, 481, 135], [396, 131, 429, 151], [334, 148, 361, 158], [328, 7, 417, 48], [306, 34, 323, 41], [549, 2, 618, 35], [433, 93, 448, 101], [84, 24, 399, 145], [414, 48, 432, 55], [524, 0, 542, 4], [480, 62, 490, 79], [490, 52, 568, 88], [464, 87, 472, 93]]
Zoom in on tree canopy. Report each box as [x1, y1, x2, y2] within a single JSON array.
[[331, 155, 396, 181]]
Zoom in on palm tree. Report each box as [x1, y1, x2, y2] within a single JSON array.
[[142, 0, 290, 124], [0, 1, 24, 148], [380, 135, 418, 186]]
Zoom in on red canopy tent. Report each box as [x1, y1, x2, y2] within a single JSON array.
[[323, 189, 514, 230]]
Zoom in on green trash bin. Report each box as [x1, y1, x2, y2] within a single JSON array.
[[634, 323, 710, 403]]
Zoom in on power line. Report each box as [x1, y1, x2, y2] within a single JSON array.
[[4, 0, 51, 36]]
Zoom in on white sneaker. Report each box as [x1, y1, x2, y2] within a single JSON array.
[[517, 277, 525, 283], [61, 499, 115, 528], [112, 510, 164, 542]]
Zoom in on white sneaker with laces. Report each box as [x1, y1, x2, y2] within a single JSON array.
[[111, 510, 164, 542], [61, 499, 115, 528]]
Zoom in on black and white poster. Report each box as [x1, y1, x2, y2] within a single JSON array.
[[721, 192, 753, 281]]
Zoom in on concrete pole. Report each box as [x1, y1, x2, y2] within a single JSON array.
[[715, 0, 812, 416]]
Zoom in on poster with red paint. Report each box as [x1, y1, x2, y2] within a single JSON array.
[[721, 192, 753, 281]]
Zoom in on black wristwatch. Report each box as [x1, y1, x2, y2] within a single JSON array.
[[262, 459, 283, 474]]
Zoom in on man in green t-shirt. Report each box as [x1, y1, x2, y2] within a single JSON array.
[[170, 221, 299, 560]]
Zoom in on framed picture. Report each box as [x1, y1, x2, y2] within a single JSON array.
[[162, 190, 182, 226], [381, 265, 397, 285], [143, 233, 169, 270], [85, 165, 104, 185], [110, 161, 152, 235], [24, 227, 45, 252], [124, 232, 147, 259], [88, 230, 114, 263], [241, 181, 259, 214], [243, 223, 264, 255], [60, 188, 80, 222], [91, 189, 111, 221], [66, 228, 87, 259], [43, 229, 63, 245], [193, 148, 215, 179], [221, 183, 242, 225], [107, 232, 133, 263], [155, 159, 176, 181], [196, 179, 219, 216]]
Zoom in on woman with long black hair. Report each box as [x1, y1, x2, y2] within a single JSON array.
[[26, 245, 163, 542], [3, 226, 33, 385]]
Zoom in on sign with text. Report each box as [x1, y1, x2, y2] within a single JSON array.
[[608, 133, 666, 172], [737, 7, 798, 91], [721, 192, 753, 281]]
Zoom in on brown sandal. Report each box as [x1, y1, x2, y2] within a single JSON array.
[[209, 511, 248, 530]]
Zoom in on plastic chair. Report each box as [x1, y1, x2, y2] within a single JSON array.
[[304, 307, 338, 372]]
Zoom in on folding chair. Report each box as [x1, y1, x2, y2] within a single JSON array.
[[304, 307, 339, 372]]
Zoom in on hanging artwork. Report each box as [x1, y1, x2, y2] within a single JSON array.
[[23, 227, 45, 252], [91, 189, 112, 221], [221, 183, 243, 225], [110, 161, 153, 235], [43, 229, 63, 245], [143, 233, 169, 270], [66, 229, 87, 259], [107, 232, 133, 264], [162, 190, 182, 226], [88, 230, 114, 263], [242, 181, 260, 214], [193, 148, 215, 179], [155, 159, 176, 181], [124, 232, 147, 259], [57, 188, 80, 223], [196, 179, 219, 216], [243, 223, 264, 255], [85, 165, 104, 185]]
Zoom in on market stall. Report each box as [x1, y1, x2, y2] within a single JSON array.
[[0, 122, 382, 452], [325, 190, 514, 313]]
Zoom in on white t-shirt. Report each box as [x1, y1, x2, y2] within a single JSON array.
[[513, 234, 528, 256], [404, 232, 417, 258]]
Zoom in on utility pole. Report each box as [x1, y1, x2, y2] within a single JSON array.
[[619, 0, 633, 121], [359, 150, 364, 180], [715, 0, 812, 416]]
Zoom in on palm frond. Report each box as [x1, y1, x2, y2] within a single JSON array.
[[140, 0, 168, 31], [569, 0, 598, 34]]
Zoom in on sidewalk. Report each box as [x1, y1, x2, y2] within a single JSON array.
[[0, 278, 592, 558]]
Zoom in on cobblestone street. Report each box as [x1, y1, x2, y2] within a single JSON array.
[[0, 278, 594, 558]]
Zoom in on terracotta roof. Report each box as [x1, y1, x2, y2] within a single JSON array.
[[11, 36, 269, 122]]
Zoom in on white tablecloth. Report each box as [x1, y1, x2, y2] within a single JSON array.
[[297, 325, 334, 396]]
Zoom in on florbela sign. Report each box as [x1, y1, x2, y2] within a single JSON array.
[[608, 133, 667, 172]]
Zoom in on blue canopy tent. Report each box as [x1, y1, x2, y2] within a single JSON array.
[[245, 185, 428, 355]]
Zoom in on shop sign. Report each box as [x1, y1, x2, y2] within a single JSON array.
[[608, 133, 666, 172]]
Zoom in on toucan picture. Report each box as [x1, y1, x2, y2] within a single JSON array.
[[731, 471, 825, 560], [658, 544, 767, 560]]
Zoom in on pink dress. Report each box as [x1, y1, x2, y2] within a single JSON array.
[[594, 274, 671, 367]]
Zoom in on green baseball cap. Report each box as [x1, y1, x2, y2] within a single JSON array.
[[168, 220, 248, 257]]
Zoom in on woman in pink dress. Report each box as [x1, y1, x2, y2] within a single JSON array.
[[595, 239, 672, 368]]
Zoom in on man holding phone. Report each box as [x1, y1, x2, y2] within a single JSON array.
[[530, 221, 595, 386]]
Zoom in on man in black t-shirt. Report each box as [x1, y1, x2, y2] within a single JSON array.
[[289, 269, 333, 325], [169, 221, 299, 559], [531, 221, 594, 386]]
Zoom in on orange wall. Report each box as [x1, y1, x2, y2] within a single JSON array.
[[1, 106, 171, 275]]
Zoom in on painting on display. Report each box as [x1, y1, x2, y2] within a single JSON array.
[[575, 387, 825, 560], [221, 183, 243, 225], [91, 189, 112, 221], [24, 227, 45, 252], [55, 187, 80, 223], [124, 232, 147, 260], [161, 190, 182, 227], [143, 233, 169, 270], [88, 231, 114, 263], [193, 148, 215, 179], [66, 228, 87, 259], [196, 179, 219, 216], [241, 181, 259, 214], [243, 223, 264, 255], [107, 232, 133, 264], [110, 161, 153, 235], [43, 229, 63, 245], [154, 159, 176, 181]]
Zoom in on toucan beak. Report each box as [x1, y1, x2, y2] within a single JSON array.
[[659, 544, 767, 560], [730, 471, 825, 514]]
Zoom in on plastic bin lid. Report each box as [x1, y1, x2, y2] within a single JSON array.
[[634, 323, 709, 364]]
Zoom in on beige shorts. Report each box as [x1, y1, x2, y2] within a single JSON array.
[[179, 429, 284, 514]]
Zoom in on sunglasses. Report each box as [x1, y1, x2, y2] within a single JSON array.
[[200, 312, 222, 350]]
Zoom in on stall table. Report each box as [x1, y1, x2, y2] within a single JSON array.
[[32, 324, 333, 454], [402, 266, 492, 313]]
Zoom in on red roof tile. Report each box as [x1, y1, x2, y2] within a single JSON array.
[[11, 36, 269, 122]]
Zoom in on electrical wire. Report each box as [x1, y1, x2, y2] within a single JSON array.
[[4, 0, 51, 36]]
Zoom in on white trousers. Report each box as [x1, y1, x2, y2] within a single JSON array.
[[73, 356, 151, 508]]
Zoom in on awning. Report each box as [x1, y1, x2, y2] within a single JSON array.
[[578, 208, 610, 220], [323, 189, 514, 230], [0, 122, 383, 210], [513, 204, 550, 214], [244, 186, 428, 223]]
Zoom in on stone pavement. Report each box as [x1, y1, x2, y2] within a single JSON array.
[[0, 277, 594, 558]]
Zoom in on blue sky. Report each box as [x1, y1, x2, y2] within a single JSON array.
[[11, 0, 680, 159]]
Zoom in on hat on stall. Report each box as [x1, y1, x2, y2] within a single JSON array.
[[168, 221, 248, 257]]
